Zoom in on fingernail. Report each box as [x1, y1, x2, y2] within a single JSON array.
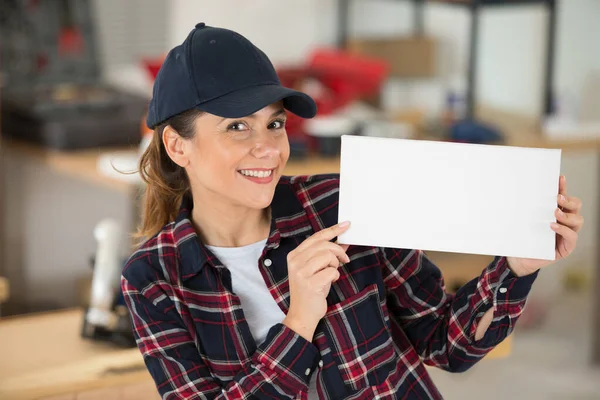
[[551, 222, 560, 229], [560, 195, 566, 202], [557, 209, 564, 216], [338, 221, 350, 228]]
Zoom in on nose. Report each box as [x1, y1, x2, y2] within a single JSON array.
[[250, 130, 280, 159]]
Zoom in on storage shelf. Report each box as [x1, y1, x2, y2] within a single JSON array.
[[338, 0, 556, 118], [426, 0, 552, 7]]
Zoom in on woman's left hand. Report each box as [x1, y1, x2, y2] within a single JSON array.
[[507, 175, 584, 277]]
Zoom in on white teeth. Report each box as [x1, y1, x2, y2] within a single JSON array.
[[240, 169, 273, 178]]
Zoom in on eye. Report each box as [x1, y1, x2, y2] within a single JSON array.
[[268, 119, 286, 130], [227, 122, 248, 131]]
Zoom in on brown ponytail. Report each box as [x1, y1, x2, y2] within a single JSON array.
[[135, 109, 204, 243]]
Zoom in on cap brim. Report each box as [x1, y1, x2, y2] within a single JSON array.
[[195, 84, 317, 119]]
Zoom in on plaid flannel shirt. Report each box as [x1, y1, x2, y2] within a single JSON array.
[[122, 174, 538, 399]]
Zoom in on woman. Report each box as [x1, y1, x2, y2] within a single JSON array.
[[122, 23, 583, 400]]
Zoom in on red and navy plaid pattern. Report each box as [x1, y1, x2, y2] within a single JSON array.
[[122, 174, 538, 399]]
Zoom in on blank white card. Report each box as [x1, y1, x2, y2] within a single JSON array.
[[337, 135, 562, 260]]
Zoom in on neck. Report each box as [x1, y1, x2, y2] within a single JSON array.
[[190, 191, 271, 248]]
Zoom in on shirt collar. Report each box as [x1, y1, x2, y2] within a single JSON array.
[[175, 176, 314, 279]]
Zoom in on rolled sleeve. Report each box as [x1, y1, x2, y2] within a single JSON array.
[[255, 323, 321, 390]]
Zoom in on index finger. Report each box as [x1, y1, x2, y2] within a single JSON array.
[[305, 221, 351, 245], [559, 175, 567, 196]]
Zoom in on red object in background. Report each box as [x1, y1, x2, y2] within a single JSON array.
[[309, 49, 389, 99], [58, 0, 84, 56], [278, 48, 389, 147], [142, 56, 165, 81]]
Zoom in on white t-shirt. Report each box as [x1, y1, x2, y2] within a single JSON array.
[[206, 239, 318, 399]]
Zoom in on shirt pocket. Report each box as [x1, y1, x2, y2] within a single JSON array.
[[322, 283, 398, 391]]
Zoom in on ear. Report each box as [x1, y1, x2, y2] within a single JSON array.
[[162, 126, 190, 168]]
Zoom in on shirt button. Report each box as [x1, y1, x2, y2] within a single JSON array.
[[318, 360, 324, 368], [499, 287, 507, 294], [264, 258, 273, 267], [305, 368, 311, 376]]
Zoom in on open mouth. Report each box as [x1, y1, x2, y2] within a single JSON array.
[[237, 168, 276, 184], [238, 169, 274, 178]]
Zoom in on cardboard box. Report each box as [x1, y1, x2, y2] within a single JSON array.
[[348, 37, 437, 78]]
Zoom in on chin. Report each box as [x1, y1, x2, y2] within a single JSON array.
[[246, 192, 276, 209], [233, 171, 279, 209]]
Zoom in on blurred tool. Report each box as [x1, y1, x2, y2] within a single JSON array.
[[0, 277, 9, 316], [304, 115, 359, 157], [278, 48, 389, 156], [0, 0, 148, 149], [449, 120, 504, 145], [81, 218, 135, 347], [58, 0, 84, 56]]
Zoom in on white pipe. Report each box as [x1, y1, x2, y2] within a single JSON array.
[[87, 218, 123, 327]]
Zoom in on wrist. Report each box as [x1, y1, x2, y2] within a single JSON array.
[[283, 313, 317, 342], [506, 257, 538, 278]]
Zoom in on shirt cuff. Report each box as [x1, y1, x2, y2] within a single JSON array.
[[488, 256, 539, 313], [255, 323, 320, 391]]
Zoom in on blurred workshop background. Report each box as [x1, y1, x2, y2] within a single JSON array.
[[1, 0, 599, 399]]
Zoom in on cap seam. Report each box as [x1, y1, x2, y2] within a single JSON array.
[[186, 29, 201, 102], [231, 31, 265, 75]]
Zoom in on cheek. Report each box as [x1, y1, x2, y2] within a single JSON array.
[[189, 140, 246, 181], [279, 136, 290, 163]]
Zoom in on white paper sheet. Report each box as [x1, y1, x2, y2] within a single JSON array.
[[337, 135, 562, 260]]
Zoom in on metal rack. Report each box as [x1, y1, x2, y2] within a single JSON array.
[[337, 0, 557, 119]]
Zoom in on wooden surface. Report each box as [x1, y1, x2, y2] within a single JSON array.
[[0, 276, 8, 304], [0, 309, 154, 400], [2, 140, 135, 194], [426, 251, 494, 288]]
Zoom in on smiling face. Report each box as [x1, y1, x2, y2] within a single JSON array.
[[163, 102, 290, 211]]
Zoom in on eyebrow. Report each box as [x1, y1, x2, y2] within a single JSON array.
[[220, 108, 286, 124]]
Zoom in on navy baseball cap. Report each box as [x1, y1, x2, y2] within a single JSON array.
[[146, 23, 317, 129]]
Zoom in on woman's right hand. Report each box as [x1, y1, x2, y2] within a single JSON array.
[[283, 221, 351, 341]]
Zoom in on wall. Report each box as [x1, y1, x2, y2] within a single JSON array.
[[168, 0, 335, 65], [554, 0, 600, 118], [1, 151, 132, 313], [479, 0, 600, 117]]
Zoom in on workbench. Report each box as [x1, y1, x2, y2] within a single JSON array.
[[0, 309, 158, 400]]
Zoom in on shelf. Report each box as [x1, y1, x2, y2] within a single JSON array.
[[425, 0, 553, 7], [338, 0, 557, 117]]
